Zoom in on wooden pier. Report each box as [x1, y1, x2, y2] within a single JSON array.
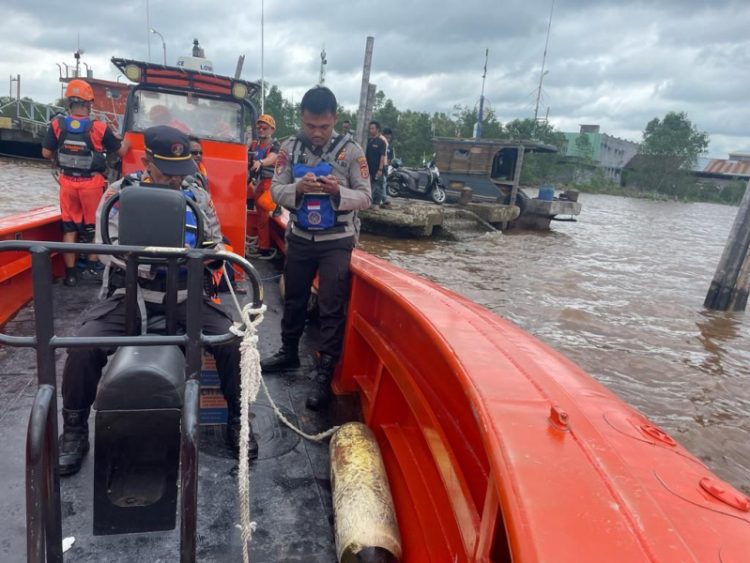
[[359, 198, 519, 239]]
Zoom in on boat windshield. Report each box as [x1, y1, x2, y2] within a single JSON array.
[[131, 89, 244, 143]]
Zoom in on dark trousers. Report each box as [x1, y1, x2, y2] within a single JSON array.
[[61, 296, 241, 414], [282, 235, 354, 359]]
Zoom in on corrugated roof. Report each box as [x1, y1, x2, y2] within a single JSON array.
[[702, 158, 750, 177]]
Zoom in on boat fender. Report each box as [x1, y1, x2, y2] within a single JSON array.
[[330, 423, 402, 563]]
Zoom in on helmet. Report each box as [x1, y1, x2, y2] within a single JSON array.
[[256, 114, 276, 129], [65, 79, 94, 102]]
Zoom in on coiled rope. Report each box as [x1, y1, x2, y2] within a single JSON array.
[[221, 267, 340, 563]]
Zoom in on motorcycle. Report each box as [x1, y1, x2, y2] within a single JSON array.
[[386, 157, 447, 204]]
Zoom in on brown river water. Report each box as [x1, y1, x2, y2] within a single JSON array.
[[1, 156, 748, 495]]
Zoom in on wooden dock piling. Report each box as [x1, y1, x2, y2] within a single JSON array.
[[705, 179, 750, 311]]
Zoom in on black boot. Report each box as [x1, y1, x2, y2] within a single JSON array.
[[63, 267, 78, 287], [260, 344, 300, 373], [58, 408, 90, 476], [305, 354, 336, 411], [227, 416, 259, 460]]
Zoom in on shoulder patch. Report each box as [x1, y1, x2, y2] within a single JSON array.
[[357, 156, 369, 179], [275, 149, 288, 174]]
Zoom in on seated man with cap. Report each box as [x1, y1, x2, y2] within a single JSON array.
[[57, 125, 258, 476]]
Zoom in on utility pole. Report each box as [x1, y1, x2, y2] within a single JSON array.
[[146, 0, 151, 62], [475, 48, 489, 139], [363, 83, 377, 140], [234, 55, 245, 79], [533, 0, 555, 131], [356, 36, 375, 147], [319, 45, 327, 86], [260, 0, 265, 114]]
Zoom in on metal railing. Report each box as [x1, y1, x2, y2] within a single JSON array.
[[0, 97, 122, 137], [0, 240, 262, 563]]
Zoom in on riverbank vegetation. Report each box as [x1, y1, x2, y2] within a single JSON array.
[[255, 84, 745, 204]]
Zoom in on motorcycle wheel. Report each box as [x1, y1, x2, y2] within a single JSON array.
[[430, 183, 447, 204], [387, 181, 400, 198]]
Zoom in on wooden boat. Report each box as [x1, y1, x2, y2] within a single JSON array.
[[0, 58, 748, 562], [434, 137, 582, 229]]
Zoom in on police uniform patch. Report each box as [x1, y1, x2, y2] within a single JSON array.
[[337, 148, 347, 161], [308, 211, 322, 225], [275, 149, 288, 174], [357, 156, 369, 179]]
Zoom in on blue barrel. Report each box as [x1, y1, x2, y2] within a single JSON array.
[[538, 185, 555, 201]]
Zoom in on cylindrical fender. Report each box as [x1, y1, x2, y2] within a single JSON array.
[[330, 422, 402, 563]]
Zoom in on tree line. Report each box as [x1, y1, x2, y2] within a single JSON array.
[[252, 84, 566, 168], [255, 83, 745, 204]]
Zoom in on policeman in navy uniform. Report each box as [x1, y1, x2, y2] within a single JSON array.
[[58, 126, 257, 476], [261, 86, 371, 410]]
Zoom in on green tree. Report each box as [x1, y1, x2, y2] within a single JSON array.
[[574, 134, 594, 161], [636, 111, 709, 195], [431, 112, 457, 138], [336, 107, 357, 134], [373, 97, 399, 131], [250, 83, 299, 138], [396, 110, 433, 165]]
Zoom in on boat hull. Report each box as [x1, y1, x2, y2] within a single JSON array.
[[0, 201, 745, 561], [0, 205, 64, 327]]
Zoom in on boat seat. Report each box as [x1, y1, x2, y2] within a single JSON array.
[[94, 345, 185, 411]]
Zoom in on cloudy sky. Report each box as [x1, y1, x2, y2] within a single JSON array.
[[2, 0, 748, 157]]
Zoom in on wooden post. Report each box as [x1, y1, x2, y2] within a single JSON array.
[[501, 145, 525, 230], [705, 179, 750, 311], [363, 83, 377, 138], [355, 37, 374, 147]]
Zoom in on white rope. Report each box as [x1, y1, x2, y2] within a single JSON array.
[[245, 235, 260, 256], [221, 266, 340, 563]]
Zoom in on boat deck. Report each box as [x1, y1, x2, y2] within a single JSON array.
[[0, 259, 352, 562]]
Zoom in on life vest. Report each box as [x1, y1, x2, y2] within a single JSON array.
[[51, 116, 107, 177], [249, 140, 276, 180], [289, 134, 355, 234]]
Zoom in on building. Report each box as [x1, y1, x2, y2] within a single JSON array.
[[562, 125, 639, 183], [691, 154, 750, 188]]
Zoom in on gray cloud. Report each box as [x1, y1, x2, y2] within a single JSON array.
[[1, 0, 748, 157]]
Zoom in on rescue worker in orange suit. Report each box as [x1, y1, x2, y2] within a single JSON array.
[[57, 126, 258, 476], [247, 114, 280, 259], [42, 79, 129, 286], [260, 87, 371, 410]]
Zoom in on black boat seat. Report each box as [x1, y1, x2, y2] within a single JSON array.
[[94, 345, 185, 411]]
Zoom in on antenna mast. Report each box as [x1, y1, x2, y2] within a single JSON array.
[[475, 48, 489, 139], [533, 0, 555, 126], [319, 45, 327, 85], [146, 0, 151, 62]]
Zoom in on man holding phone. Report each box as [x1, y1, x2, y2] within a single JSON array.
[[261, 86, 371, 410]]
